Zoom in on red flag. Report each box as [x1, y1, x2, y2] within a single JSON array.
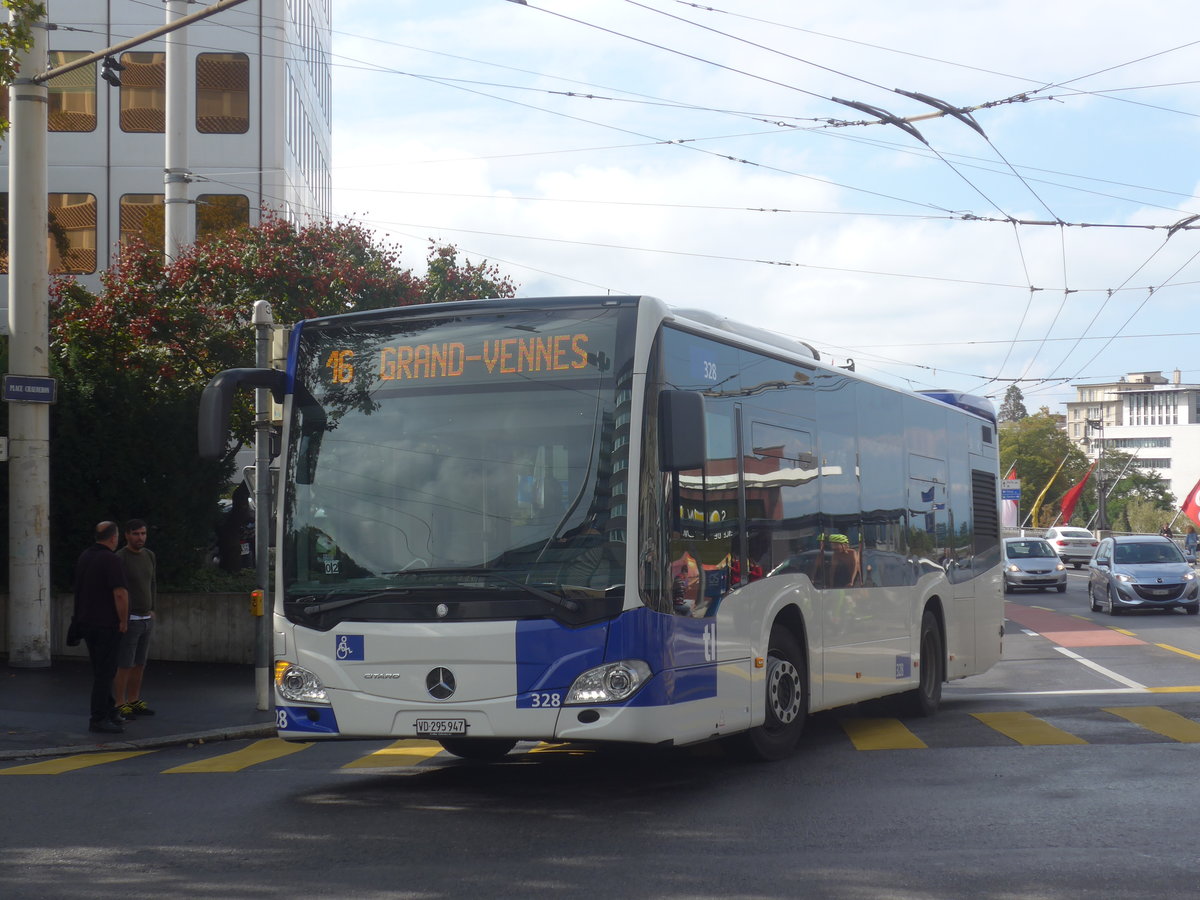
[[1059, 461, 1096, 524], [1180, 476, 1200, 528]]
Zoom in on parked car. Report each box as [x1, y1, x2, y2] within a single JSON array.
[[1042, 526, 1099, 568], [1087, 534, 1199, 616], [1002, 537, 1067, 593]]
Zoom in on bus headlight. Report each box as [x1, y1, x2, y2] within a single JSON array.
[[565, 660, 652, 705], [275, 662, 329, 703]]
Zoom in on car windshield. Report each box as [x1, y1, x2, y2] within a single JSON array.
[[1113, 542, 1184, 565], [1058, 529, 1092, 539], [1007, 540, 1056, 559], [281, 304, 632, 615]]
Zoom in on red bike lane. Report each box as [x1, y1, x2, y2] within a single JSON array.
[[1004, 602, 1144, 648]]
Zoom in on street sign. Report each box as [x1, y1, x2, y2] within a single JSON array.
[[2, 375, 57, 403]]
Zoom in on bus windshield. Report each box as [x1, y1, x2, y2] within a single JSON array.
[[282, 304, 630, 622]]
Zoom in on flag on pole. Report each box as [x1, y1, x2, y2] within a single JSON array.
[[1030, 454, 1069, 529], [1001, 467, 1019, 528], [1058, 461, 1096, 524], [1180, 476, 1200, 528]]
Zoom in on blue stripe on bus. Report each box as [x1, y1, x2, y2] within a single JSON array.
[[514, 608, 717, 706], [277, 705, 340, 734]]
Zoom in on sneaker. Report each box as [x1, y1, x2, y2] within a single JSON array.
[[116, 703, 135, 719], [130, 700, 156, 717], [89, 718, 124, 734]]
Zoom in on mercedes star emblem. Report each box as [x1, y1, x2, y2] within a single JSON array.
[[426, 667, 456, 700]]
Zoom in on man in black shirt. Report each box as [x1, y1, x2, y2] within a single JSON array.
[[73, 521, 129, 734]]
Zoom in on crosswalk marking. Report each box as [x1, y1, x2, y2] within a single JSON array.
[[341, 740, 445, 768], [839, 717, 927, 750], [7, 707, 1200, 773], [970, 711, 1088, 745], [1104, 706, 1200, 743], [0, 750, 153, 775], [162, 738, 311, 773]]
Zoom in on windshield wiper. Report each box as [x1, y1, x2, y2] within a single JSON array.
[[298, 588, 414, 616], [380, 567, 581, 613]]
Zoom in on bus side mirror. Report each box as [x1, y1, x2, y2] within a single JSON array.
[[659, 390, 706, 471], [198, 368, 287, 460]]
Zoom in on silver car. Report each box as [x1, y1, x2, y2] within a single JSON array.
[[1042, 526, 1098, 569], [1087, 534, 1199, 615], [1002, 537, 1067, 594]]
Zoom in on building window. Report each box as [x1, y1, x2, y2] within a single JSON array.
[[196, 194, 250, 238], [0, 193, 96, 274], [48, 52, 97, 132], [120, 194, 165, 248], [196, 52, 249, 134], [49, 193, 97, 273], [120, 52, 165, 133]]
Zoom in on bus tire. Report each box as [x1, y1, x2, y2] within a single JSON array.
[[438, 738, 517, 761], [902, 609, 943, 718], [738, 626, 808, 761]]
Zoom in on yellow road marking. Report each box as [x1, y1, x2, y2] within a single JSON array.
[[527, 742, 592, 755], [1104, 706, 1200, 742], [163, 738, 310, 773], [0, 751, 153, 775], [341, 740, 445, 768], [1147, 685, 1200, 693], [840, 717, 927, 750], [971, 711, 1087, 745], [1108, 628, 1137, 636], [1156, 643, 1200, 662]]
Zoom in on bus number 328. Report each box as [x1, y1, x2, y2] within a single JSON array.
[[528, 692, 562, 708]]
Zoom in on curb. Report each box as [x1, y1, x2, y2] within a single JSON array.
[[0, 723, 276, 762]]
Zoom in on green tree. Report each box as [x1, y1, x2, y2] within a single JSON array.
[[997, 384, 1028, 423], [999, 410, 1088, 527], [46, 214, 518, 584], [1068, 451, 1174, 532]]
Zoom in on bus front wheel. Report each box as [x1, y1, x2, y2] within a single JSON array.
[[438, 738, 517, 761], [738, 626, 808, 761]]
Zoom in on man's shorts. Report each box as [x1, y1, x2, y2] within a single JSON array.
[[117, 617, 154, 668]]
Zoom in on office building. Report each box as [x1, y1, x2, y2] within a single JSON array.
[[0, 0, 331, 316]]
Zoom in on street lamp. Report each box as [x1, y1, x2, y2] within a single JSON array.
[[1086, 418, 1107, 533]]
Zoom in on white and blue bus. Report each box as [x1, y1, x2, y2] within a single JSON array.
[[199, 296, 1003, 760]]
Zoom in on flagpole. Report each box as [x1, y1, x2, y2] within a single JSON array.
[[1028, 452, 1070, 529]]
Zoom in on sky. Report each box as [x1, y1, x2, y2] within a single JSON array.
[[330, 0, 1200, 414]]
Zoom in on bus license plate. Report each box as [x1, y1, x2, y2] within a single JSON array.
[[415, 718, 466, 736]]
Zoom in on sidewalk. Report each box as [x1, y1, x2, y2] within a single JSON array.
[[0, 658, 275, 761]]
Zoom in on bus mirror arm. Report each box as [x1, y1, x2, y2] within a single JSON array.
[[659, 390, 707, 471], [198, 367, 287, 460]]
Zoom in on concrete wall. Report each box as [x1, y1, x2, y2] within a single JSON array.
[[0, 593, 257, 664]]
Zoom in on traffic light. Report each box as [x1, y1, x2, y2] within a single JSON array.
[[101, 55, 124, 88]]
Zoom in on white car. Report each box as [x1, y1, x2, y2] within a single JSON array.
[[1042, 526, 1098, 569], [1002, 537, 1067, 594]]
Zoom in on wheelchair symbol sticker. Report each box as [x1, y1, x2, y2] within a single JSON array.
[[335, 634, 364, 661]]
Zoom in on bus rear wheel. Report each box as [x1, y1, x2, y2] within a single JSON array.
[[738, 626, 808, 761], [902, 609, 943, 718], [438, 738, 517, 761]]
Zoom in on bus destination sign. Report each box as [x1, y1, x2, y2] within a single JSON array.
[[325, 333, 592, 385]]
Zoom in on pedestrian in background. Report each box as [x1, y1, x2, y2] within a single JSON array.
[[1185, 526, 1198, 563], [114, 518, 157, 719], [73, 521, 129, 734]]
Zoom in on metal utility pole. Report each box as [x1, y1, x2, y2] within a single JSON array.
[[5, 0, 249, 667], [1087, 418, 1107, 534], [252, 300, 273, 710], [5, 11, 50, 667], [164, 0, 191, 259]]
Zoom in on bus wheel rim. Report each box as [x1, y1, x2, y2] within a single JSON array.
[[767, 657, 802, 726]]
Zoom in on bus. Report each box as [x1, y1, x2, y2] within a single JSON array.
[[199, 295, 1004, 761]]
